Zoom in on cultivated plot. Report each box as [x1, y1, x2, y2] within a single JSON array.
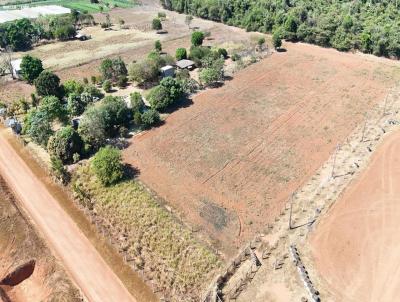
[[125, 42, 400, 256]]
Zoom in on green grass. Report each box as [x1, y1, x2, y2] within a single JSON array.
[[0, 0, 135, 13], [72, 163, 221, 301]]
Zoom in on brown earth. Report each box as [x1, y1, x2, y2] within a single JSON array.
[[124, 42, 400, 257], [0, 175, 82, 302], [310, 130, 400, 302]]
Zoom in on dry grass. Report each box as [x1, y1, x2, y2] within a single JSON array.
[[72, 163, 221, 302]]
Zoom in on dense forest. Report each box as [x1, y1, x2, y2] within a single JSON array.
[[161, 0, 400, 58]]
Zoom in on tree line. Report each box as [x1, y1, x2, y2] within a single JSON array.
[[161, 0, 400, 59]]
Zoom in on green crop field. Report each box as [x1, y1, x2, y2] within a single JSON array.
[[0, 0, 135, 13]]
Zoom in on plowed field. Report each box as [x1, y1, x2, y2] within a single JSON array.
[[125, 42, 400, 256]]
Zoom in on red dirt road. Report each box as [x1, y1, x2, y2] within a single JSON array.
[[0, 129, 136, 302], [310, 130, 400, 302], [125, 42, 400, 256]]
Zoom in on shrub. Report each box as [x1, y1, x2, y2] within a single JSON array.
[[23, 108, 53, 147], [133, 111, 142, 126], [50, 156, 69, 184], [102, 80, 112, 92], [217, 48, 228, 59], [63, 79, 84, 96], [47, 126, 83, 164], [272, 32, 282, 49], [39, 95, 67, 122], [91, 76, 97, 85], [117, 75, 128, 88], [258, 37, 266, 47], [191, 31, 204, 46], [189, 46, 211, 66], [141, 109, 160, 129], [128, 59, 159, 85], [130, 92, 145, 113], [231, 53, 241, 61], [155, 40, 162, 52], [148, 85, 170, 111], [20, 55, 43, 83], [175, 47, 187, 60], [78, 106, 107, 151], [152, 18, 162, 30], [34, 71, 61, 97], [91, 146, 124, 186], [83, 77, 89, 84], [83, 85, 103, 99], [158, 12, 166, 19]]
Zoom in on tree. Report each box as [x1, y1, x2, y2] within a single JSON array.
[[128, 59, 159, 85], [148, 85, 170, 111], [199, 57, 224, 87], [78, 106, 107, 150], [152, 18, 162, 30], [160, 76, 183, 100], [20, 55, 43, 83], [50, 156, 69, 184], [101, 96, 130, 134], [100, 57, 127, 82], [141, 109, 160, 129], [130, 92, 145, 113], [185, 15, 193, 29], [155, 40, 162, 52], [23, 108, 53, 147], [217, 48, 228, 59], [191, 31, 204, 46], [100, 58, 114, 80], [67, 93, 85, 116], [102, 79, 112, 92], [47, 126, 83, 164], [34, 71, 61, 97], [39, 95, 67, 122], [272, 32, 282, 49], [175, 47, 187, 60], [91, 146, 124, 186]]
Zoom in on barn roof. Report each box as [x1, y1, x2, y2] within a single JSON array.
[[176, 59, 195, 69]]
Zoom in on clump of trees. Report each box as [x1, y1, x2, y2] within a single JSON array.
[[162, 0, 400, 58]]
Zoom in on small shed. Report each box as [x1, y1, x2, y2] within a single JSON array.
[[5, 117, 22, 134], [161, 65, 175, 78], [11, 59, 22, 79], [176, 59, 195, 70]]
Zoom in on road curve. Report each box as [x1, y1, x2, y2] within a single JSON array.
[[0, 129, 136, 302]]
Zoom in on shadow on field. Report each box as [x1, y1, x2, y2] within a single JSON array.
[[163, 97, 194, 114]]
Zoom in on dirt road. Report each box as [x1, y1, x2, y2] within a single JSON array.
[[310, 130, 400, 301], [0, 129, 136, 302]]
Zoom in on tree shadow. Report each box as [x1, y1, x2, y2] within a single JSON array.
[[124, 163, 140, 179], [277, 48, 287, 53], [224, 75, 233, 82], [163, 96, 194, 114]]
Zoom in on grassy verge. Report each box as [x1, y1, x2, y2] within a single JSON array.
[[0, 0, 135, 13], [72, 162, 221, 301]]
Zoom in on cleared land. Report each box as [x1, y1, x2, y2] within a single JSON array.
[[125, 42, 400, 257], [310, 130, 400, 302], [0, 176, 81, 302]]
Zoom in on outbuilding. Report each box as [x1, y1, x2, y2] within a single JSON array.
[[11, 59, 22, 79], [175, 59, 195, 70], [160, 65, 175, 78]]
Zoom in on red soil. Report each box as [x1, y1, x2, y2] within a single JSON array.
[[125, 42, 400, 256], [310, 130, 400, 302]]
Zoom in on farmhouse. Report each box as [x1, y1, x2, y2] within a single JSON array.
[[176, 59, 195, 70]]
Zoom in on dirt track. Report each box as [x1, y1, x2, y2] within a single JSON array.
[[0, 129, 136, 302], [310, 130, 400, 301]]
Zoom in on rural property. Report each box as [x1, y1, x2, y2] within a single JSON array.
[[0, 0, 400, 302]]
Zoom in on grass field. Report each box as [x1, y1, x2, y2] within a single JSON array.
[[0, 0, 135, 12]]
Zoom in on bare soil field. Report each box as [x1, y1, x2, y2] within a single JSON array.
[[310, 130, 400, 302], [0, 176, 82, 302], [125, 42, 400, 257]]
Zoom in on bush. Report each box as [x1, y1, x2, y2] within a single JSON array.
[[155, 40, 162, 52], [152, 18, 162, 30], [63, 79, 84, 96], [191, 31, 204, 46], [91, 76, 97, 85], [141, 109, 160, 129], [23, 108, 53, 147], [148, 85, 170, 111], [20, 55, 43, 83], [67, 93, 88, 116], [175, 47, 187, 60], [128, 59, 159, 85], [39, 95, 67, 122], [272, 32, 282, 49], [130, 92, 145, 113], [231, 53, 240, 61], [91, 146, 124, 186], [102, 80, 112, 92], [83, 77, 89, 85], [50, 156, 69, 184], [189, 46, 211, 66], [78, 106, 107, 151], [34, 71, 61, 97], [117, 76, 128, 88], [83, 85, 103, 99], [158, 12, 166, 19], [217, 48, 228, 59], [133, 111, 142, 126], [47, 126, 83, 164]]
